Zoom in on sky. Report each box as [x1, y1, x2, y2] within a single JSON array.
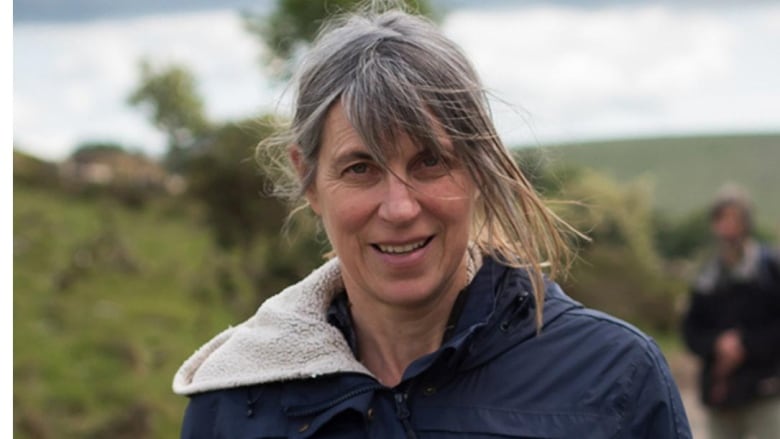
[[12, 1, 780, 161]]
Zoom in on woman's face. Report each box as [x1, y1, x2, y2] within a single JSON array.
[[301, 104, 477, 310]]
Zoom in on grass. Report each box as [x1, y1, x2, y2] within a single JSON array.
[[13, 185, 251, 438]]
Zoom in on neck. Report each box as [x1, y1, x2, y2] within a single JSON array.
[[350, 292, 460, 387]]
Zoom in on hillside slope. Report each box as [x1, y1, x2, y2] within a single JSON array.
[[543, 133, 780, 227]]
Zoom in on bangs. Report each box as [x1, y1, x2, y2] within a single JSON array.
[[339, 39, 471, 167]]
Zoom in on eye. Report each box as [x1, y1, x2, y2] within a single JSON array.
[[421, 155, 440, 167], [345, 162, 368, 174], [413, 152, 450, 180]]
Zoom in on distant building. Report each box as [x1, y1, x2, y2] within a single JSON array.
[[59, 147, 186, 195]]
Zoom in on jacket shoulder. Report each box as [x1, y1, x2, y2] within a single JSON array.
[[181, 384, 289, 439], [552, 304, 673, 372], [546, 305, 691, 438]]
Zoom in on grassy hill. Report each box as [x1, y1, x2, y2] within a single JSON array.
[[13, 171, 326, 438], [13, 185, 260, 438], [540, 133, 780, 229]]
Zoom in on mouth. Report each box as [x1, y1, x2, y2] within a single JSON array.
[[372, 236, 433, 255]]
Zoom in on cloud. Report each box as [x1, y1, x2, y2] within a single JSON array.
[[14, 10, 277, 160], [12, 4, 780, 160], [443, 3, 780, 145]]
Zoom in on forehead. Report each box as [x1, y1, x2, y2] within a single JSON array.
[[319, 102, 453, 162], [321, 103, 362, 153]]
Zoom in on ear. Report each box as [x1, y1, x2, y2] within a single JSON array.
[[288, 145, 321, 215]]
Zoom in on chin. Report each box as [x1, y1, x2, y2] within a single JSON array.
[[375, 278, 451, 308]]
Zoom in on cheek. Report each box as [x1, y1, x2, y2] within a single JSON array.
[[319, 191, 377, 237], [423, 180, 477, 227]]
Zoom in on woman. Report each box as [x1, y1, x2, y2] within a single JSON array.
[[174, 7, 691, 438]]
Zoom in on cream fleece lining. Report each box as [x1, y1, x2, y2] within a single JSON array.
[[173, 247, 482, 395], [695, 239, 762, 293]]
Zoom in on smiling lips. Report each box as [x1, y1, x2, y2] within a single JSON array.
[[374, 236, 433, 254]]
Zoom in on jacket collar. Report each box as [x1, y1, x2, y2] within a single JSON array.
[[173, 246, 483, 395], [173, 257, 371, 395], [428, 256, 582, 375], [172, 249, 581, 396]]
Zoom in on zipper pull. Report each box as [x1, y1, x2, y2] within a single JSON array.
[[394, 392, 409, 419], [393, 391, 418, 439]]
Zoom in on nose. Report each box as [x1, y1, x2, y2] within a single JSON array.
[[377, 173, 421, 225]]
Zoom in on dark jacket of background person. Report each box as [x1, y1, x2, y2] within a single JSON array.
[[683, 243, 780, 408], [176, 256, 691, 438]]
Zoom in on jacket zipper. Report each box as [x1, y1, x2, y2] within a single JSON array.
[[394, 391, 418, 439]]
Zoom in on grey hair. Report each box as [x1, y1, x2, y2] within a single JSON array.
[[259, 7, 579, 330]]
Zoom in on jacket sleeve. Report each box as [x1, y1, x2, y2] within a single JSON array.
[[622, 341, 692, 439], [681, 289, 719, 359], [180, 394, 217, 439], [741, 251, 780, 362]]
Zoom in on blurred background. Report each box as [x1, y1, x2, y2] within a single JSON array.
[[12, 0, 780, 437]]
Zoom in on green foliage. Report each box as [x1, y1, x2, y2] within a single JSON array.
[[128, 61, 211, 169], [543, 165, 686, 331], [126, 59, 300, 258], [13, 184, 323, 438], [13, 149, 60, 188], [563, 170, 661, 269], [185, 118, 283, 250], [512, 148, 690, 330], [653, 209, 712, 260], [561, 243, 686, 332], [73, 141, 128, 156], [182, 116, 325, 292], [243, 0, 436, 78]]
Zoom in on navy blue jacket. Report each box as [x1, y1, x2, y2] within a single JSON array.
[[179, 257, 691, 438]]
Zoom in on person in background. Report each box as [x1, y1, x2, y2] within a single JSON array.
[[173, 4, 691, 438], [683, 184, 780, 439]]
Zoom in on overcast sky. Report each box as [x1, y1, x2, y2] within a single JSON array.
[[12, 1, 780, 160]]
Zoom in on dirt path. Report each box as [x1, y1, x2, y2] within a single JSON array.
[[667, 350, 708, 438]]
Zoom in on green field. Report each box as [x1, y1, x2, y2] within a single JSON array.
[[13, 185, 257, 438], [541, 133, 780, 228]]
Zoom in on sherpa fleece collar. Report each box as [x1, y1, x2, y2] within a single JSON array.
[[173, 248, 483, 395]]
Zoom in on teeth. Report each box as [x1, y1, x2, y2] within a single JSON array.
[[377, 239, 427, 254]]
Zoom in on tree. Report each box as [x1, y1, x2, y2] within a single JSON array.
[[185, 116, 325, 296], [653, 209, 711, 261], [545, 165, 687, 332], [243, 0, 436, 78], [72, 141, 128, 156], [185, 118, 285, 251], [128, 60, 211, 170]]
